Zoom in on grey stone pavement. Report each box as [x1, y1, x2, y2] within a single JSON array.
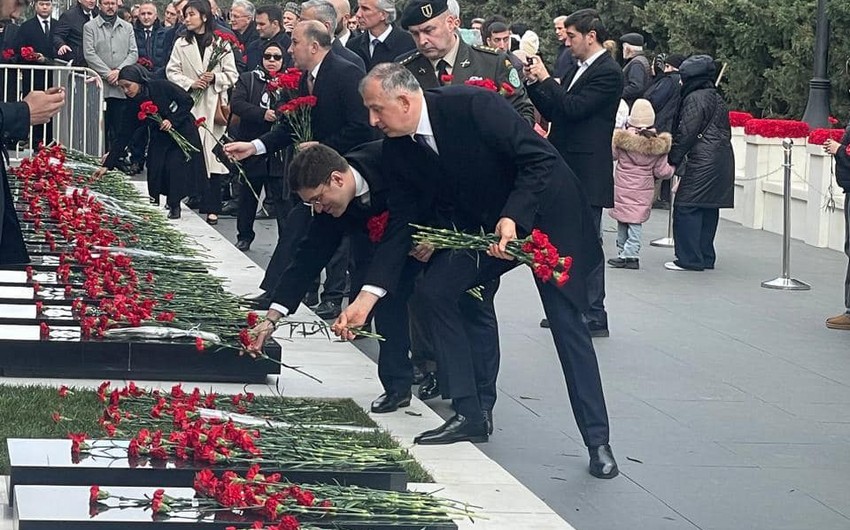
[[210, 207, 850, 530]]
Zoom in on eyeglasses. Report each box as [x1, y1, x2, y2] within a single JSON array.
[[302, 182, 331, 215], [263, 53, 283, 60]]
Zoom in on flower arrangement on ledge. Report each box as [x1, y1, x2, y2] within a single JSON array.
[[728, 111, 754, 128], [807, 128, 845, 145], [743, 118, 810, 139]]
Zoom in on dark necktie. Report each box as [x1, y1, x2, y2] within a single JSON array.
[[414, 133, 436, 155], [145, 29, 152, 56], [436, 59, 449, 85], [371, 38, 380, 57], [43, 19, 49, 34], [307, 72, 315, 95]]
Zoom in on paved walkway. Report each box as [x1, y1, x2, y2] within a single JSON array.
[[215, 206, 850, 530]]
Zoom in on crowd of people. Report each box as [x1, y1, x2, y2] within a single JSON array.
[[17, 0, 850, 482]]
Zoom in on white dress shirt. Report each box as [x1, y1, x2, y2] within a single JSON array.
[[368, 24, 393, 57], [567, 48, 607, 90]]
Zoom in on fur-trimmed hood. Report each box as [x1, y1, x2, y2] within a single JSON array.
[[613, 129, 672, 156]]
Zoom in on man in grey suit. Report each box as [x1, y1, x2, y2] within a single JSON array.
[[83, 0, 138, 153]]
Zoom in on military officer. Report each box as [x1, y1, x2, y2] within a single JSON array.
[[396, 0, 535, 125]]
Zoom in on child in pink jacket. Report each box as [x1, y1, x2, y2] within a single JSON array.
[[608, 99, 675, 269]]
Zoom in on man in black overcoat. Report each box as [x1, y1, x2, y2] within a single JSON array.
[[53, 0, 99, 66], [333, 63, 619, 479], [525, 8, 623, 337], [247, 142, 417, 413], [14, 0, 57, 146], [346, 0, 414, 71]]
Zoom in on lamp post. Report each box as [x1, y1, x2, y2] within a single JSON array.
[[802, 0, 830, 128]]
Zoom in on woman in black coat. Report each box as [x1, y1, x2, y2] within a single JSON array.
[[94, 64, 207, 219], [667, 55, 734, 271], [230, 41, 288, 251]]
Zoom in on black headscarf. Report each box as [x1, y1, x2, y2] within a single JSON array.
[[118, 64, 151, 98], [255, 40, 285, 82]]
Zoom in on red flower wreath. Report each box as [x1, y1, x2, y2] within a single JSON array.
[[367, 211, 389, 243]]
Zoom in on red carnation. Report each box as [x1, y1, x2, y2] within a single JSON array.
[[194, 117, 206, 127], [367, 211, 389, 243], [59, 385, 69, 398], [440, 74, 454, 84], [195, 337, 205, 351], [246, 311, 259, 327], [2, 48, 14, 60], [20, 46, 38, 62]]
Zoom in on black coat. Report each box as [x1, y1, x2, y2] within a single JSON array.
[[52, 2, 98, 66], [668, 83, 734, 208], [244, 31, 291, 72], [346, 24, 415, 71], [134, 20, 166, 66], [528, 52, 624, 208], [230, 70, 286, 177], [234, 23, 259, 49], [643, 71, 681, 134], [15, 16, 57, 58], [834, 126, 850, 193], [553, 43, 575, 79], [0, 102, 30, 265], [260, 51, 375, 155], [365, 86, 602, 311], [105, 80, 206, 199], [332, 38, 365, 72], [271, 141, 387, 312]]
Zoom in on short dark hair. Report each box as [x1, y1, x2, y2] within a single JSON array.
[[288, 144, 349, 192], [256, 4, 282, 25], [564, 8, 609, 42], [487, 21, 509, 35], [480, 14, 508, 41]]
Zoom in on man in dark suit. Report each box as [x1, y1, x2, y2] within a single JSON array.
[[334, 63, 618, 479], [134, 2, 163, 67], [346, 0, 414, 71], [552, 15, 575, 79], [525, 8, 623, 338], [225, 20, 375, 310], [230, 0, 258, 49], [397, 0, 533, 125], [301, 0, 364, 72], [244, 5, 290, 72], [248, 142, 418, 413], [14, 0, 56, 146], [53, 0, 99, 66]]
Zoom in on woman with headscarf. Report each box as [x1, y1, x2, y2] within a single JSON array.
[[166, 0, 238, 225], [666, 55, 734, 272], [229, 40, 288, 251], [93, 64, 206, 219]]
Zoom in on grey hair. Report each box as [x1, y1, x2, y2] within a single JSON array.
[[301, 0, 337, 30], [553, 15, 566, 24], [231, 0, 255, 17], [299, 19, 333, 48], [359, 62, 422, 96], [375, 0, 396, 23], [447, 0, 459, 17]]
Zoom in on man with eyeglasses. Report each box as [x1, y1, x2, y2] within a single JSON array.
[[246, 142, 420, 414], [229, 0, 258, 49]]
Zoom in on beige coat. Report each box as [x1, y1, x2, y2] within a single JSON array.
[[166, 35, 238, 175]]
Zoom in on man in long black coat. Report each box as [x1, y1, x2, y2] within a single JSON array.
[[14, 0, 57, 147], [248, 142, 417, 412], [334, 63, 619, 479], [345, 0, 414, 71], [525, 8, 623, 337]]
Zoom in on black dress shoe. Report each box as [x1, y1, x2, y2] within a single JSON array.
[[235, 240, 251, 252], [607, 257, 626, 268], [185, 197, 201, 209], [149, 196, 160, 206], [414, 414, 488, 445], [167, 206, 181, 219], [244, 292, 272, 310], [417, 372, 440, 401], [482, 409, 494, 435], [220, 200, 239, 217], [540, 318, 549, 328], [313, 300, 341, 319], [588, 444, 619, 479], [370, 391, 412, 413]]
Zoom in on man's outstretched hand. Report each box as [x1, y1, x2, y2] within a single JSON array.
[[332, 291, 379, 340]]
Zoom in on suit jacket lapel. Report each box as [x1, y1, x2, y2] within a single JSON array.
[[568, 54, 608, 92]]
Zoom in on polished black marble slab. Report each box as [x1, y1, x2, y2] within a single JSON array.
[[7, 439, 407, 498], [14, 485, 458, 530]]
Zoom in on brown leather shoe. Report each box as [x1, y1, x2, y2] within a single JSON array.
[[826, 313, 850, 330]]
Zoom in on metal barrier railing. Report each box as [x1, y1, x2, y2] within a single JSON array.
[[0, 63, 104, 160]]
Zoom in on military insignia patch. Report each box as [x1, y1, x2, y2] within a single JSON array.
[[421, 3, 432, 17], [508, 68, 521, 88], [169, 101, 178, 113], [460, 59, 470, 68]]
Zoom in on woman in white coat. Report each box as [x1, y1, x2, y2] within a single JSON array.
[[166, 0, 238, 224]]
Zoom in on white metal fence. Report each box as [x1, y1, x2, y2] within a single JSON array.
[[0, 63, 104, 160]]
